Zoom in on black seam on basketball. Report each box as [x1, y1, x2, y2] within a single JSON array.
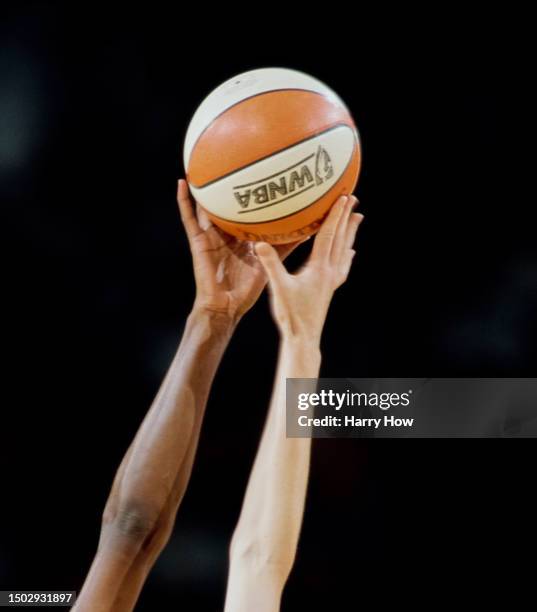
[[184, 88, 339, 172], [205, 139, 360, 226], [233, 154, 315, 189], [193, 123, 352, 190]]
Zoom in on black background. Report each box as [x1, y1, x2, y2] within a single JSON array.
[[1, 3, 535, 610]]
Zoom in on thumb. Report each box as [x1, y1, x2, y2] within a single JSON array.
[[255, 242, 287, 288]]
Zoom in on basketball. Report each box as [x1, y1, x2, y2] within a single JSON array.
[[183, 68, 361, 244]]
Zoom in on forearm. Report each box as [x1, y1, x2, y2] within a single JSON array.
[[226, 336, 321, 599], [76, 307, 235, 611], [109, 308, 233, 520]]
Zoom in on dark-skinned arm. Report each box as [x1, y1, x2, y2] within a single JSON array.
[[74, 180, 299, 612]]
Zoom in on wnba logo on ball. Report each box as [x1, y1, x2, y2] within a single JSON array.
[[233, 146, 334, 212]]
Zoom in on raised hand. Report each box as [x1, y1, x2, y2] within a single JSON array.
[[177, 179, 300, 323], [255, 195, 364, 344]]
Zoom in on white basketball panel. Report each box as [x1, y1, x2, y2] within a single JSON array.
[[183, 67, 349, 168]]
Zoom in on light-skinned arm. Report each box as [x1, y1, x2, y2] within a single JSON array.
[[224, 195, 364, 612]]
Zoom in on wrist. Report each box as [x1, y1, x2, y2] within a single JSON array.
[[188, 305, 239, 339], [280, 332, 322, 358], [279, 321, 322, 350], [280, 335, 322, 378]]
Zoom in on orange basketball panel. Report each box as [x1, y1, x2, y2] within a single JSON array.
[[188, 90, 355, 189]]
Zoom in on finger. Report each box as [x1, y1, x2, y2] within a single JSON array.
[[255, 242, 288, 289], [311, 195, 348, 262], [337, 249, 357, 288], [332, 195, 357, 265], [274, 235, 311, 261], [345, 212, 365, 250], [177, 180, 203, 240], [196, 202, 213, 232]]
